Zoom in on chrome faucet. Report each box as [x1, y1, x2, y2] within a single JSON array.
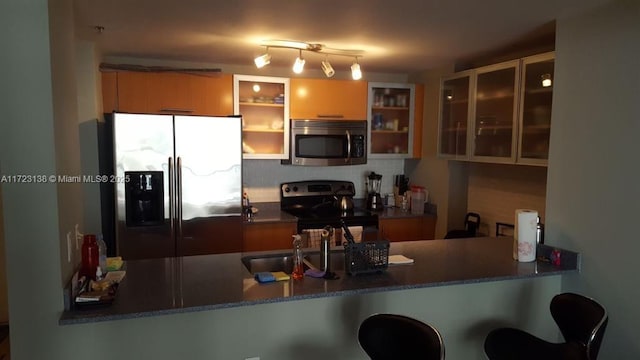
[[320, 226, 333, 273]]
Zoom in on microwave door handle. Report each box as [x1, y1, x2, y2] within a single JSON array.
[[345, 130, 351, 163]]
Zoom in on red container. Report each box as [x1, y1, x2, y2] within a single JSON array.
[[81, 234, 99, 279]]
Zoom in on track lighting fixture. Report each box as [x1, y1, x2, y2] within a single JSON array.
[[292, 49, 305, 74], [541, 73, 552, 87], [253, 39, 364, 79], [351, 58, 362, 80]]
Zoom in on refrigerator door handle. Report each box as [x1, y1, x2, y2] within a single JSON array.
[[168, 157, 175, 239], [177, 156, 184, 250]]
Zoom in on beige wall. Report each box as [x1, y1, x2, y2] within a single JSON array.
[[467, 163, 547, 236], [407, 66, 457, 238]]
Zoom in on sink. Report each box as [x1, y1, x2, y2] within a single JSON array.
[[306, 251, 345, 271], [241, 250, 345, 274], [241, 253, 295, 274]]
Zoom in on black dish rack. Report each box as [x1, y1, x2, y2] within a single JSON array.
[[343, 240, 390, 275]]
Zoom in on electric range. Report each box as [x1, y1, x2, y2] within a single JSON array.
[[280, 180, 379, 232]]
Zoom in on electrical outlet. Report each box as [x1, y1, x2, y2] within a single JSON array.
[[75, 223, 83, 249]]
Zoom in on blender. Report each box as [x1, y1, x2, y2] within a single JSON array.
[[366, 172, 383, 211]]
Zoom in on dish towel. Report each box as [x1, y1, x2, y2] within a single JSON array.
[[303, 229, 327, 248], [388, 255, 414, 265]]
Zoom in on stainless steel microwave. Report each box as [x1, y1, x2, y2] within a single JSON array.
[[284, 119, 367, 166]]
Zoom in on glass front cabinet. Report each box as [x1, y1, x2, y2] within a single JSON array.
[[437, 52, 554, 166], [368, 82, 415, 158], [518, 52, 554, 165], [471, 60, 520, 163], [438, 71, 473, 159], [233, 75, 290, 159]]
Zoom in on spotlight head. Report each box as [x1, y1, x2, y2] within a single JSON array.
[[254, 53, 271, 68], [293, 51, 305, 74], [351, 61, 362, 80], [321, 60, 335, 78]]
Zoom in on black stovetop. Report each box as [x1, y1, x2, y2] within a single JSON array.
[[280, 180, 379, 231]]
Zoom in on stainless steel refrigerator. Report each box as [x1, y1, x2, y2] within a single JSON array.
[[112, 112, 242, 259]]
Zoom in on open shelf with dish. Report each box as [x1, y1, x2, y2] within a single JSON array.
[[368, 83, 416, 158], [234, 75, 290, 159]]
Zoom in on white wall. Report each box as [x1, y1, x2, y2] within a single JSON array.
[[0, 1, 66, 359], [548, 0, 640, 357], [48, 0, 85, 284]]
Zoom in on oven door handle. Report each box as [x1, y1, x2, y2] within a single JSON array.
[[345, 129, 351, 163]]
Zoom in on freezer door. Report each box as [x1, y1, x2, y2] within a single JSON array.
[[113, 113, 175, 259], [174, 115, 243, 256]]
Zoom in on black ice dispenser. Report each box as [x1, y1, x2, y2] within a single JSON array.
[[125, 171, 164, 226]]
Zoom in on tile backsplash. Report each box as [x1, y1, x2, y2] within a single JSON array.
[[242, 159, 405, 202]]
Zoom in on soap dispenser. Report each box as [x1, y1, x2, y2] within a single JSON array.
[[292, 235, 304, 280]]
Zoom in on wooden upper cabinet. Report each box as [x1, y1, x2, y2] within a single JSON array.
[[195, 73, 233, 116], [101, 71, 118, 113], [146, 72, 194, 113], [290, 78, 368, 120], [115, 71, 153, 113], [100, 71, 233, 116]]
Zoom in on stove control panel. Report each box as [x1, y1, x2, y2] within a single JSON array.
[[281, 180, 355, 198]]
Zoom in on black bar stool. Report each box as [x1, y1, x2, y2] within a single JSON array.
[[444, 212, 481, 239], [484, 292, 608, 360], [358, 313, 445, 359]]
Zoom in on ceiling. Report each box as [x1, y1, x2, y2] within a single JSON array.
[[74, 0, 610, 75]]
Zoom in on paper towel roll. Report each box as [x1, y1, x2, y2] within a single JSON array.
[[515, 209, 538, 262]]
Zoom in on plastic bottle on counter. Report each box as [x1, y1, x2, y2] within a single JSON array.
[[97, 234, 107, 274], [292, 235, 304, 280], [81, 234, 99, 280], [242, 192, 250, 209]]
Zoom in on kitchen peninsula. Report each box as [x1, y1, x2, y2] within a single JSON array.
[[60, 237, 578, 325]]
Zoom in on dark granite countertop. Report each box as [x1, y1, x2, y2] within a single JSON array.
[[59, 237, 578, 325], [243, 202, 298, 224]]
